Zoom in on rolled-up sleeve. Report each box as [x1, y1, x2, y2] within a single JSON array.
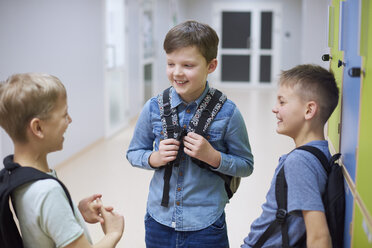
[[212, 106, 254, 177], [126, 100, 157, 170]]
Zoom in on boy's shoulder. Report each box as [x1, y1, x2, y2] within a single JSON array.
[[283, 141, 330, 175]]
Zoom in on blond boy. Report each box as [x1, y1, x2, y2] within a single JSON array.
[[0, 73, 124, 248]]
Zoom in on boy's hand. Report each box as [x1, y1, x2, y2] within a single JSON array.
[[99, 199, 124, 242], [183, 132, 221, 168], [149, 138, 180, 167], [78, 194, 114, 224]]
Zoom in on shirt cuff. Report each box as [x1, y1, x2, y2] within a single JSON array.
[[210, 152, 231, 173], [142, 151, 156, 170]]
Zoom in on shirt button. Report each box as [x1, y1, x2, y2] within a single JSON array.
[[179, 172, 183, 176], [176, 201, 180, 206], [161, 131, 164, 135], [177, 187, 181, 191], [186, 109, 191, 113], [207, 135, 211, 140], [183, 124, 187, 129]]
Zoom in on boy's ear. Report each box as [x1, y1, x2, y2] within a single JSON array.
[[29, 118, 44, 139], [207, 59, 218, 73], [304, 101, 318, 120]]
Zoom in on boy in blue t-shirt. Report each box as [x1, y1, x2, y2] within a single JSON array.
[[242, 64, 339, 248], [126, 20, 254, 248]]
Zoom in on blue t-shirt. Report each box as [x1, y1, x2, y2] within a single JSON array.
[[242, 140, 330, 247], [126, 83, 254, 231]]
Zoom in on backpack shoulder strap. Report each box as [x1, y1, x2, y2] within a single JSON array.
[[158, 87, 182, 140], [253, 166, 290, 248], [296, 145, 330, 174], [157, 87, 183, 207], [188, 88, 227, 135], [0, 159, 74, 248]]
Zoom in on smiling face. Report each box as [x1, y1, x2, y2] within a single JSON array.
[[166, 46, 217, 103], [272, 85, 307, 139], [42, 95, 72, 153]]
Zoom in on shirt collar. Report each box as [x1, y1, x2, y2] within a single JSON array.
[[170, 81, 210, 108]]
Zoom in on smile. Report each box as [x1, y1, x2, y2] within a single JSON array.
[[174, 80, 188, 84]]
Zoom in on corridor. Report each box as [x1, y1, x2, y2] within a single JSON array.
[[56, 87, 294, 247]]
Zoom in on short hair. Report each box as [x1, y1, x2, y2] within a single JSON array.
[[163, 20, 219, 63], [279, 64, 339, 124], [0, 73, 66, 143]]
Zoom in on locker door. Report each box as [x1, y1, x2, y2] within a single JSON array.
[[338, 0, 362, 246], [353, 0, 372, 246], [327, 0, 343, 152]]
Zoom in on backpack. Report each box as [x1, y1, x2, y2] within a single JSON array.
[[0, 155, 74, 248], [157, 86, 241, 207], [253, 145, 345, 248]]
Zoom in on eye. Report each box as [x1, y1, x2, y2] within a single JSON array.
[[167, 63, 175, 67], [184, 64, 193, 68]]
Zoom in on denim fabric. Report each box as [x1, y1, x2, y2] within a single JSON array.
[[127, 83, 253, 231], [145, 212, 229, 248]]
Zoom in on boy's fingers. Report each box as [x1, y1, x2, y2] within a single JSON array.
[[104, 206, 114, 212], [86, 193, 102, 202]]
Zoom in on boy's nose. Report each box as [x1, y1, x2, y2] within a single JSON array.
[[68, 114, 72, 123], [272, 106, 278, 113], [174, 66, 183, 75]]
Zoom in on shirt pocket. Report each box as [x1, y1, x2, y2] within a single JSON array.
[[205, 118, 226, 151]]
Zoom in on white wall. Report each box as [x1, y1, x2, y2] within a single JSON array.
[[153, 0, 174, 95], [126, 0, 143, 118], [0, 0, 105, 167], [301, 0, 331, 67]]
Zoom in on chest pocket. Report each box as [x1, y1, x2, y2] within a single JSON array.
[[205, 129, 223, 142]]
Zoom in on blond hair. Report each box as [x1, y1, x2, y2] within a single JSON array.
[[0, 73, 66, 142], [279, 64, 339, 124]]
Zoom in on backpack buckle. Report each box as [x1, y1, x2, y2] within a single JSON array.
[[276, 209, 287, 223]]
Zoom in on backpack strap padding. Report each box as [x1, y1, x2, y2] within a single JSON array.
[[158, 87, 184, 207], [296, 146, 330, 174], [0, 156, 74, 248], [253, 166, 290, 248]]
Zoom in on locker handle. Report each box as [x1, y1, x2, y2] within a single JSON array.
[[348, 67, 361, 78], [322, 54, 332, 61], [338, 60, 346, 68]]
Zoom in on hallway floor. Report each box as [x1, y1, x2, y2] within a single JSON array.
[[56, 87, 295, 248]]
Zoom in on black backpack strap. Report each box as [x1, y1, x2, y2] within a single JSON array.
[[158, 87, 185, 207], [253, 166, 290, 248], [189, 88, 234, 197], [188, 88, 227, 135], [1, 157, 74, 248], [296, 146, 330, 174]]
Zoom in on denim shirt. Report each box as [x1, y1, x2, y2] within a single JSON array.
[[126, 83, 254, 231]]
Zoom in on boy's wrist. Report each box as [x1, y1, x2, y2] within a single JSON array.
[[148, 151, 162, 168], [206, 150, 221, 168]]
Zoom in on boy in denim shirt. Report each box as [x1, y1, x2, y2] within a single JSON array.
[[126, 20, 254, 248], [241, 64, 339, 248]]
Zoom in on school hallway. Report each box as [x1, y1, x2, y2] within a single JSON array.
[[56, 87, 294, 248], [2, 0, 372, 247]]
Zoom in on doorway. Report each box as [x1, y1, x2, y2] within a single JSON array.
[[212, 2, 281, 86]]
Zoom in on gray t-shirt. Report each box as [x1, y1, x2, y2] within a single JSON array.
[[242, 140, 330, 247], [12, 169, 92, 248]]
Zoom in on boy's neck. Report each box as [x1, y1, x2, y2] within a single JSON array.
[[13, 143, 50, 173], [293, 130, 325, 147]]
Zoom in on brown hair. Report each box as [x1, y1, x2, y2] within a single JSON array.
[[163, 20, 219, 63], [0, 73, 66, 142], [279, 64, 339, 124]]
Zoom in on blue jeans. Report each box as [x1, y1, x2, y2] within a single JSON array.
[[145, 212, 229, 248]]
